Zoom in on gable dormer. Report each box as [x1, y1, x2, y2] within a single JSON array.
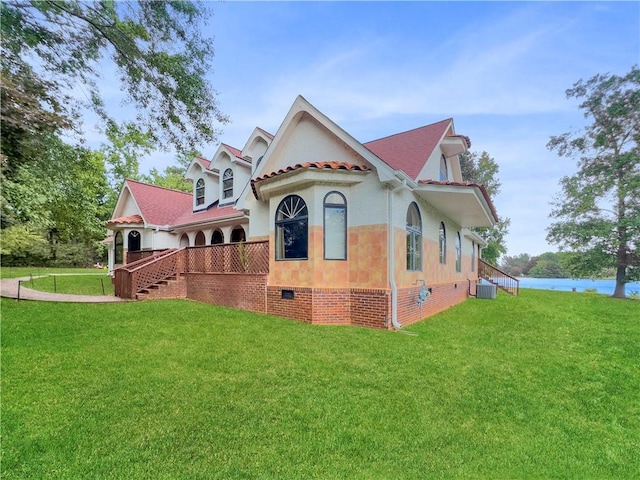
[[240, 127, 273, 173], [185, 156, 218, 211], [412, 121, 470, 182]]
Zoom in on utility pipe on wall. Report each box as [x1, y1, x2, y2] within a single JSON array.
[[387, 180, 404, 329]]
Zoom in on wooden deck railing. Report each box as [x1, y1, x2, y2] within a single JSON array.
[[114, 248, 184, 299], [114, 241, 270, 298], [127, 249, 168, 264], [185, 241, 269, 274], [479, 258, 519, 296]]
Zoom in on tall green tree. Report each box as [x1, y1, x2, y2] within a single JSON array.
[[547, 66, 639, 298], [140, 150, 201, 193], [1, 135, 111, 264], [459, 150, 511, 265], [1, 0, 228, 153]]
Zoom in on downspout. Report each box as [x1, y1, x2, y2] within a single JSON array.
[[387, 180, 404, 330]]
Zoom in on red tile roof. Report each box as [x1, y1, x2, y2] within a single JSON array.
[[124, 180, 193, 226], [251, 161, 370, 199], [254, 161, 370, 182], [107, 214, 143, 226], [364, 119, 452, 180], [418, 179, 499, 222]]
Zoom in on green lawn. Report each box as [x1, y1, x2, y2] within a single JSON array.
[[25, 273, 114, 296], [0, 266, 102, 279], [1, 290, 638, 479]]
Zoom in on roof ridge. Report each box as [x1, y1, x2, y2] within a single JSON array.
[[364, 118, 452, 145], [126, 179, 192, 196]]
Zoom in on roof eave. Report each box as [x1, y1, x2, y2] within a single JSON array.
[[415, 183, 498, 228]]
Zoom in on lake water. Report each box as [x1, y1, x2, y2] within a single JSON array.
[[517, 277, 640, 296]]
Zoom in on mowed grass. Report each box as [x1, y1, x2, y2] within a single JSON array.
[[25, 274, 114, 296], [1, 290, 638, 479], [0, 267, 102, 279]]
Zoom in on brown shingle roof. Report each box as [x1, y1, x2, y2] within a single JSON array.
[[123, 180, 193, 226], [364, 119, 452, 180]]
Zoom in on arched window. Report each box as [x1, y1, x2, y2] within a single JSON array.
[[324, 191, 347, 260], [231, 227, 246, 243], [195, 178, 205, 206], [222, 169, 233, 199], [406, 202, 422, 271], [211, 230, 224, 244], [275, 195, 308, 260], [115, 232, 124, 264], [195, 231, 206, 246], [439, 222, 447, 264], [471, 241, 476, 272], [128, 230, 141, 252], [440, 154, 448, 181], [179, 234, 189, 248], [455, 232, 462, 273]]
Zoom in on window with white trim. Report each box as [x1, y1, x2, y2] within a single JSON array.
[[440, 154, 448, 181], [195, 178, 205, 206], [439, 222, 446, 264], [222, 169, 233, 199], [275, 195, 308, 260], [471, 241, 476, 272], [406, 203, 422, 271], [324, 192, 347, 260], [115, 231, 123, 264], [455, 232, 462, 273]]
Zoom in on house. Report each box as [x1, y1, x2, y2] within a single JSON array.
[[106, 96, 502, 329]]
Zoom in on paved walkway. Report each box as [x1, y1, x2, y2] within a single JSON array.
[[0, 276, 128, 303]]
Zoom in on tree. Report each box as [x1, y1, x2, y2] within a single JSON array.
[[1, 0, 228, 153], [140, 150, 200, 193], [500, 253, 532, 277], [1, 134, 111, 264], [459, 150, 511, 265], [547, 66, 639, 298]]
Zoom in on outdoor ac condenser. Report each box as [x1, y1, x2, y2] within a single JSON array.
[[477, 283, 497, 299]]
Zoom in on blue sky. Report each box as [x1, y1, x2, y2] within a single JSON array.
[[92, 1, 639, 257]]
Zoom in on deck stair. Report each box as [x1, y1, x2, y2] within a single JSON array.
[[136, 275, 186, 300], [478, 259, 519, 296]]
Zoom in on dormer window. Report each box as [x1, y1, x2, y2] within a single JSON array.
[[223, 169, 233, 199], [195, 178, 205, 206], [440, 154, 449, 181]]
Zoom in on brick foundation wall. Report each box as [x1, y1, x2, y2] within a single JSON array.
[[140, 274, 469, 330], [311, 288, 351, 325], [350, 289, 390, 329], [396, 280, 470, 327], [267, 286, 313, 323], [186, 273, 267, 313], [266, 287, 390, 328]]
